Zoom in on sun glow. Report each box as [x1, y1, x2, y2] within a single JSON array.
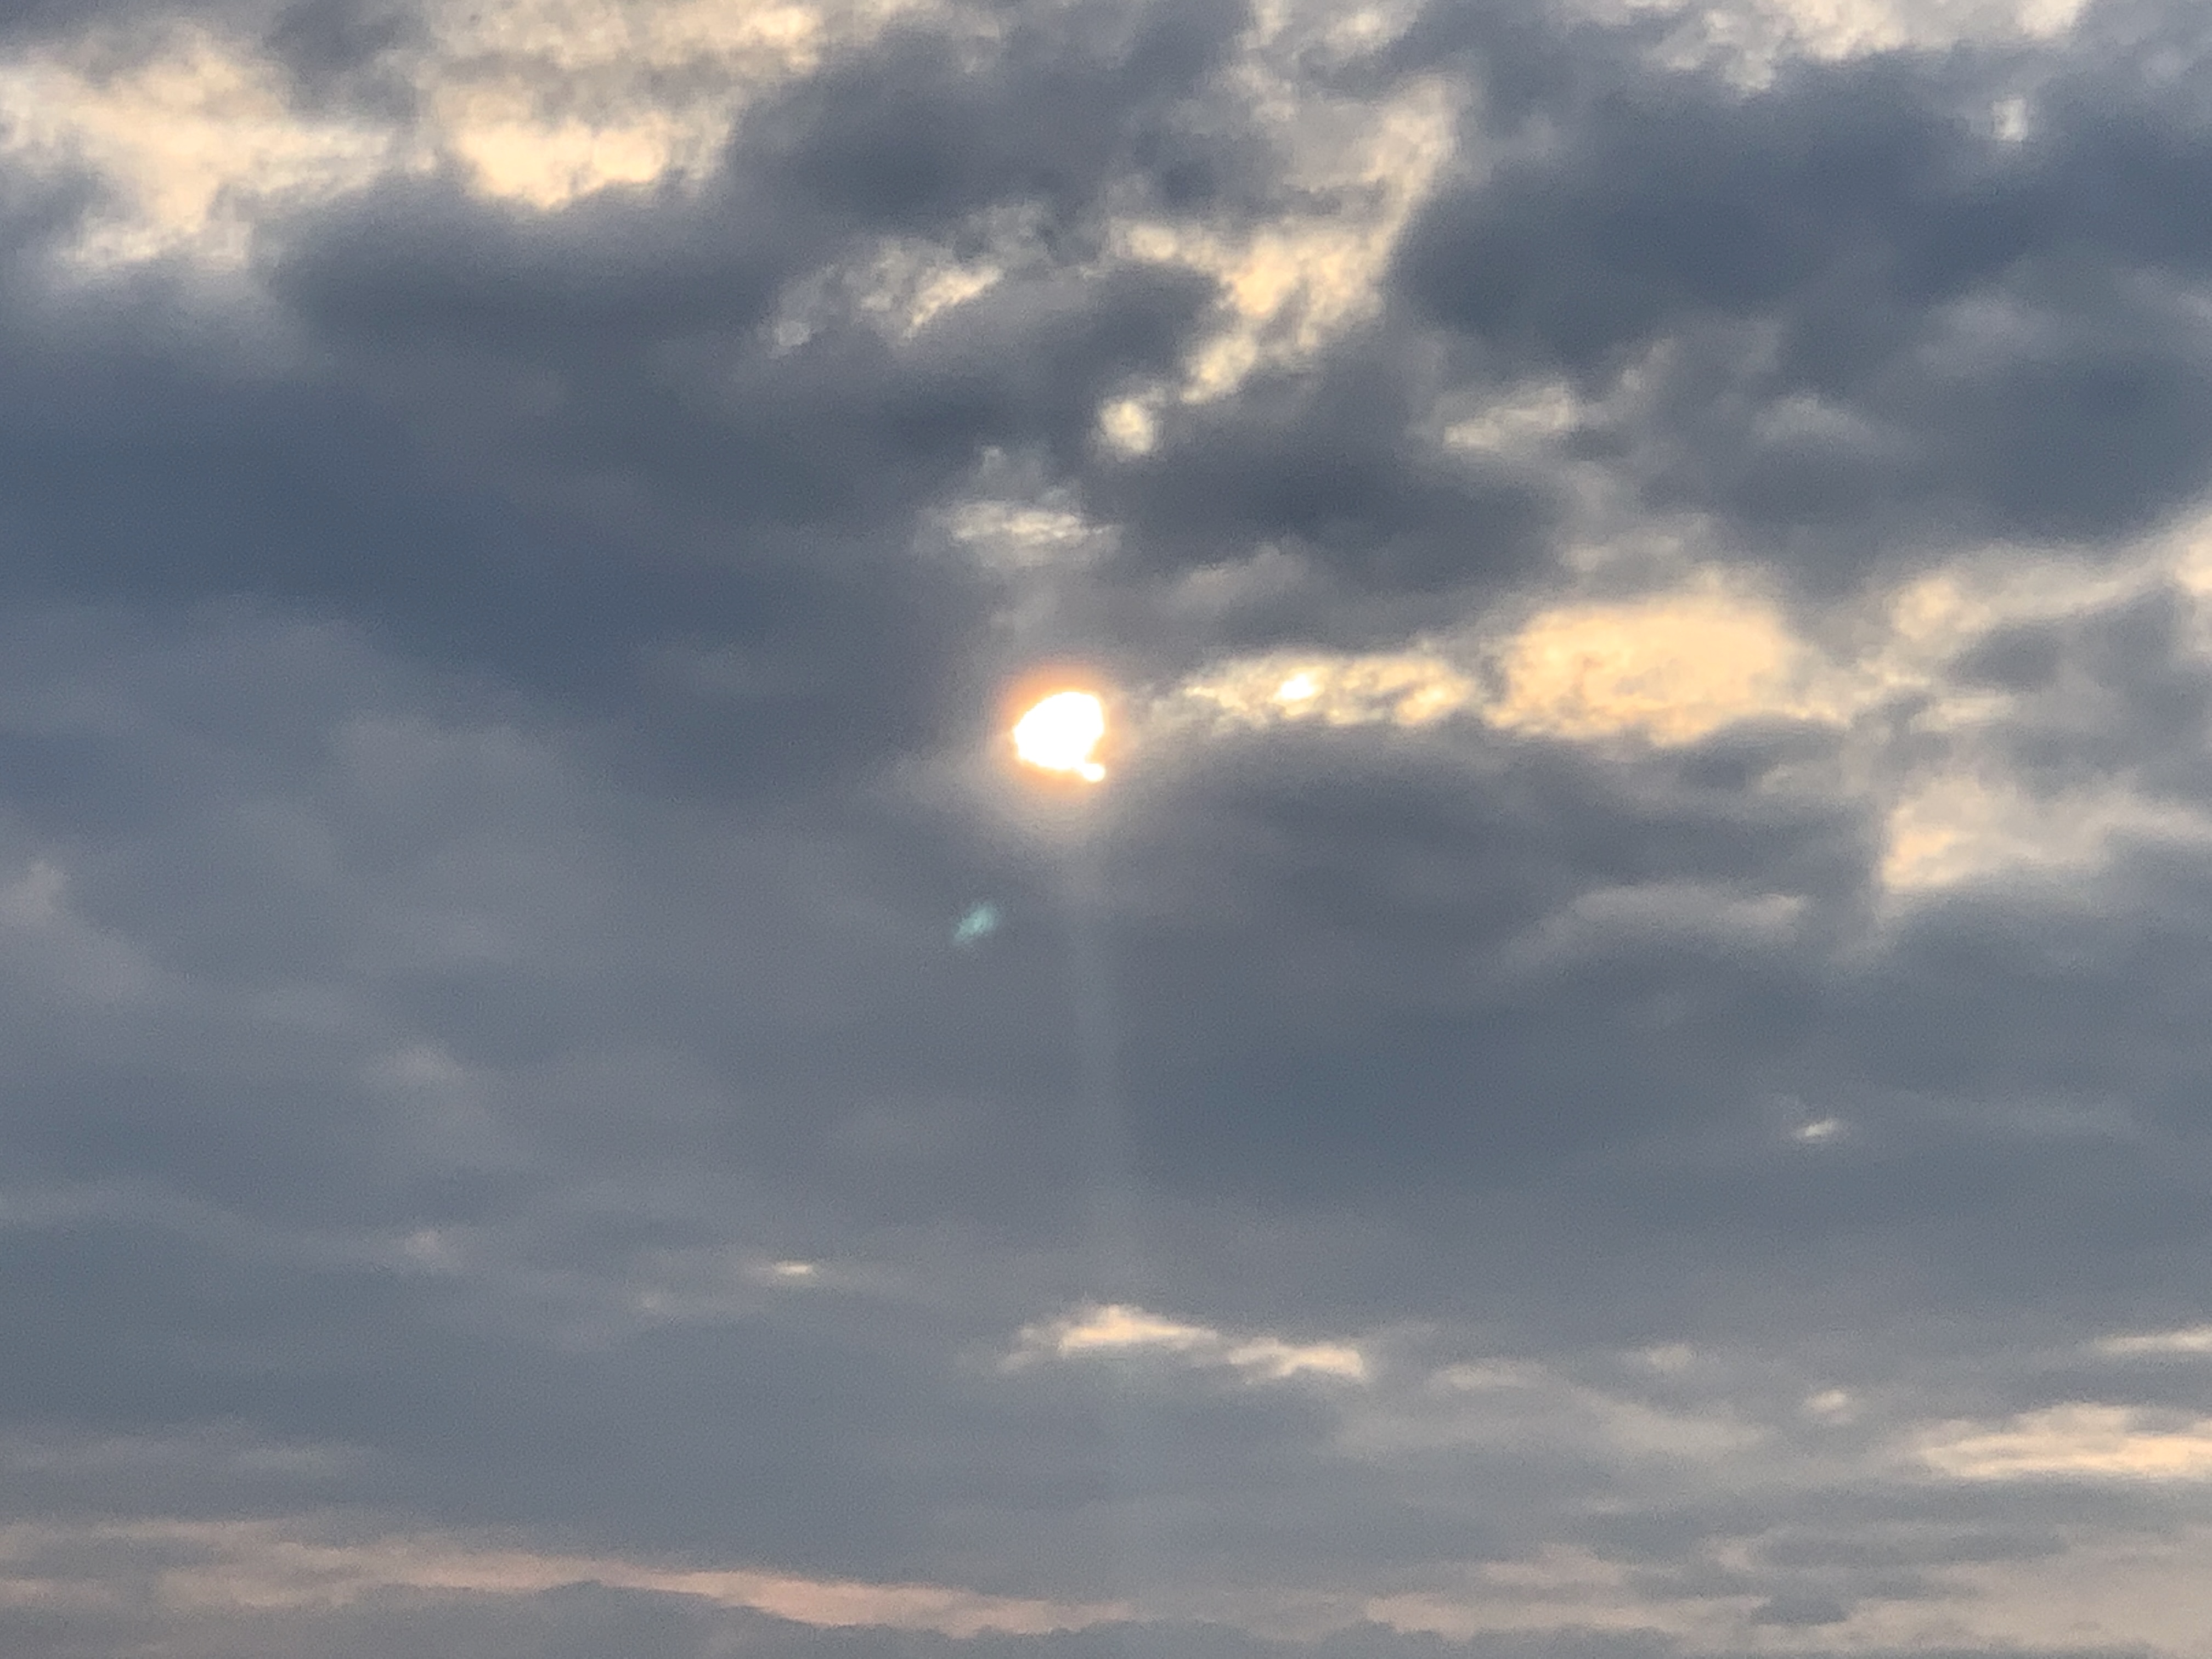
[[1012, 691, 1107, 782]]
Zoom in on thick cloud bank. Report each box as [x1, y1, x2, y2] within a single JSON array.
[[5, 0, 2212, 1652]]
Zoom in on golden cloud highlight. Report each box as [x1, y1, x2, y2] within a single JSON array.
[[1487, 586, 1848, 744], [1164, 543, 2212, 900], [0, 33, 397, 264], [0, 0, 951, 262], [1176, 651, 1480, 731], [1171, 583, 1847, 746], [1013, 1304, 1368, 1383], [1922, 1404, 2212, 1481]]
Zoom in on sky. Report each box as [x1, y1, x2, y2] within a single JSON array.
[[8, 0, 2212, 1652]]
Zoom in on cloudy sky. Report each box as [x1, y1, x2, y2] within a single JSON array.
[[11, 0, 2212, 1652]]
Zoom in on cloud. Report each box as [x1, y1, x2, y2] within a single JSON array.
[[1485, 583, 1846, 743], [2096, 1324, 2212, 1357], [1105, 70, 1460, 413], [1171, 648, 1480, 729], [1881, 773, 2212, 890], [0, 0, 970, 264], [1149, 532, 2212, 905], [0, 1516, 1128, 1636], [1160, 574, 1859, 746], [1922, 1405, 2212, 1480], [13, 0, 2212, 1652], [0, 29, 398, 263], [1012, 1304, 1369, 1383], [1571, 0, 2088, 89]]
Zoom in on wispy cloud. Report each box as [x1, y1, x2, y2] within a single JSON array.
[[1922, 1405, 2212, 1481], [1010, 1304, 1368, 1383]]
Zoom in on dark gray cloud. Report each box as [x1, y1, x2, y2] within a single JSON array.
[[1400, 9, 2212, 571], [6, 0, 2212, 1652]]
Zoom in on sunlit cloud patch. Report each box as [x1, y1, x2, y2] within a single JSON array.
[[0, 0, 961, 263], [1010, 1304, 1368, 1384], [1921, 1405, 2212, 1481]]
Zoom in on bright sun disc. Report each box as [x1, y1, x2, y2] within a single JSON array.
[[1013, 690, 1107, 782]]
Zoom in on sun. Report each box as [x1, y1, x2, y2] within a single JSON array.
[[1012, 690, 1108, 782]]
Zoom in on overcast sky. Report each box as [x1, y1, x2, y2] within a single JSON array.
[[7, 0, 2212, 1652]]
